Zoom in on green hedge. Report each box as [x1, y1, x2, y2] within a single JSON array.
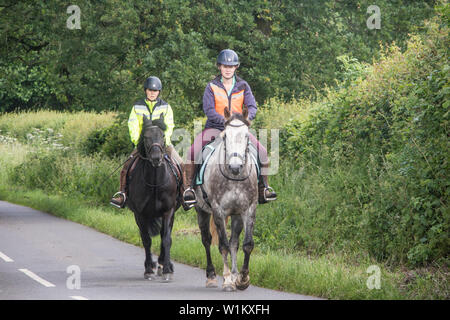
[[274, 13, 449, 267]]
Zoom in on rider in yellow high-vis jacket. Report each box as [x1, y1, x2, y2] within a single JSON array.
[[128, 96, 175, 147], [110, 76, 184, 209]]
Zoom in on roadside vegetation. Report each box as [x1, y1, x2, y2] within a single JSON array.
[[0, 8, 448, 299]]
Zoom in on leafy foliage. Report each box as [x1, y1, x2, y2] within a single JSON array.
[[0, 0, 438, 125], [275, 12, 449, 266]]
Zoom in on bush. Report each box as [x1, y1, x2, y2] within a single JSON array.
[[273, 15, 449, 266], [83, 118, 133, 157], [9, 146, 124, 204]]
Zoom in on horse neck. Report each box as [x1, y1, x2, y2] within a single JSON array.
[[144, 159, 167, 185]]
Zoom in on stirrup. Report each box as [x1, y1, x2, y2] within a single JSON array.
[[110, 191, 126, 208], [183, 188, 197, 206], [264, 186, 277, 202]]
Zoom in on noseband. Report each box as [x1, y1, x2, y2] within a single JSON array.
[[220, 121, 251, 181], [139, 142, 165, 162]]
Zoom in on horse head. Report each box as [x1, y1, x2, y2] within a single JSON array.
[[140, 114, 166, 167], [222, 106, 250, 176]]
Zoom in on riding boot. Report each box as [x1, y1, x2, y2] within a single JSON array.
[[110, 167, 127, 208], [182, 160, 197, 210], [110, 151, 137, 208], [258, 164, 277, 204]]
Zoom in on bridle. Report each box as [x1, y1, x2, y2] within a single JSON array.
[[139, 140, 169, 188], [139, 142, 164, 162], [219, 120, 251, 181]]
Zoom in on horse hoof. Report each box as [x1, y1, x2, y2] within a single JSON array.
[[144, 272, 156, 280], [157, 265, 163, 277], [222, 284, 236, 292], [161, 273, 173, 282], [206, 278, 218, 288], [236, 275, 250, 290], [236, 280, 250, 290]]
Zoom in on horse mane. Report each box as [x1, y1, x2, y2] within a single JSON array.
[[224, 112, 251, 127]]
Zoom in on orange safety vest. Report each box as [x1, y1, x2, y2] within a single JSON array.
[[210, 83, 245, 116]]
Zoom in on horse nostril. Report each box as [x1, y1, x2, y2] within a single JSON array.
[[229, 164, 241, 175]]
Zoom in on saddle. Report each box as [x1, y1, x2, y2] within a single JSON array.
[[194, 138, 260, 186]]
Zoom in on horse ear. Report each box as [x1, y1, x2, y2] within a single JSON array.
[[242, 105, 248, 120], [159, 113, 164, 122], [223, 107, 231, 120]]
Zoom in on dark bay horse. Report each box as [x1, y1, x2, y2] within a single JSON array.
[[127, 115, 180, 281], [194, 106, 259, 291]]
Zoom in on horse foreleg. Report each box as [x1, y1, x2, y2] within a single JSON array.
[[197, 209, 217, 288], [138, 227, 156, 280], [159, 209, 175, 281], [230, 215, 243, 285], [213, 211, 235, 292], [157, 222, 165, 277], [236, 209, 256, 290]]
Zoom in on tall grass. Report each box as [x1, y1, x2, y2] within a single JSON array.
[[0, 185, 426, 300], [0, 109, 447, 299], [0, 110, 116, 149]]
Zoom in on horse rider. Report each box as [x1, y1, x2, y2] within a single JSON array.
[[110, 76, 186, 209], [183, 49, 277, 207]]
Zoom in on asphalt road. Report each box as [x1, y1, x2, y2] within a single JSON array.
[[0, 200, 319, 300]]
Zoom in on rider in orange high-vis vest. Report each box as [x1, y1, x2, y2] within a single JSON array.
[[182, 49, 277, 208]]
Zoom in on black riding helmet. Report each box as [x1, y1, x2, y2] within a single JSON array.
[[144, 76, 162, 91], [217, 49, 240, 67]]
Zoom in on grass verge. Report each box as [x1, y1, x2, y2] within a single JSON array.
[[2, 184, 446, 300]]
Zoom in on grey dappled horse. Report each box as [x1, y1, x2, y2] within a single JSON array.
[[127, 115, 180, 281], [194, 106, 258, 291]]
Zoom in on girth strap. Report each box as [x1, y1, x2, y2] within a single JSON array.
[[164, 154, 182, 189]]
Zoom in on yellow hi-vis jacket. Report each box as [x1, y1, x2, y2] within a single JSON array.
[[128, 98, 174, 147]]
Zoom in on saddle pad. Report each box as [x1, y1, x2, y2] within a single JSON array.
[[194, 139, 260, 186]]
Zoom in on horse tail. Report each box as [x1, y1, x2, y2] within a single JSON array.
[[209, 215, 229, 246], [148, 216, 162, 237]]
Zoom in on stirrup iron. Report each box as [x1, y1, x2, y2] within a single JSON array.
[[110, 191, 126, 208], [183, 188, 197, 205], [264, 186, 277, 202]]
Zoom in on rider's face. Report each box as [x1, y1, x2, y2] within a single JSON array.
[[219, 64, 238, 80], [145, 89, 159, 101]]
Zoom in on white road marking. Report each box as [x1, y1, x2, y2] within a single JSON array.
[[0, 251, 14, 262], [18, 268, 56, 288], [70, 296, 89, 300]]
